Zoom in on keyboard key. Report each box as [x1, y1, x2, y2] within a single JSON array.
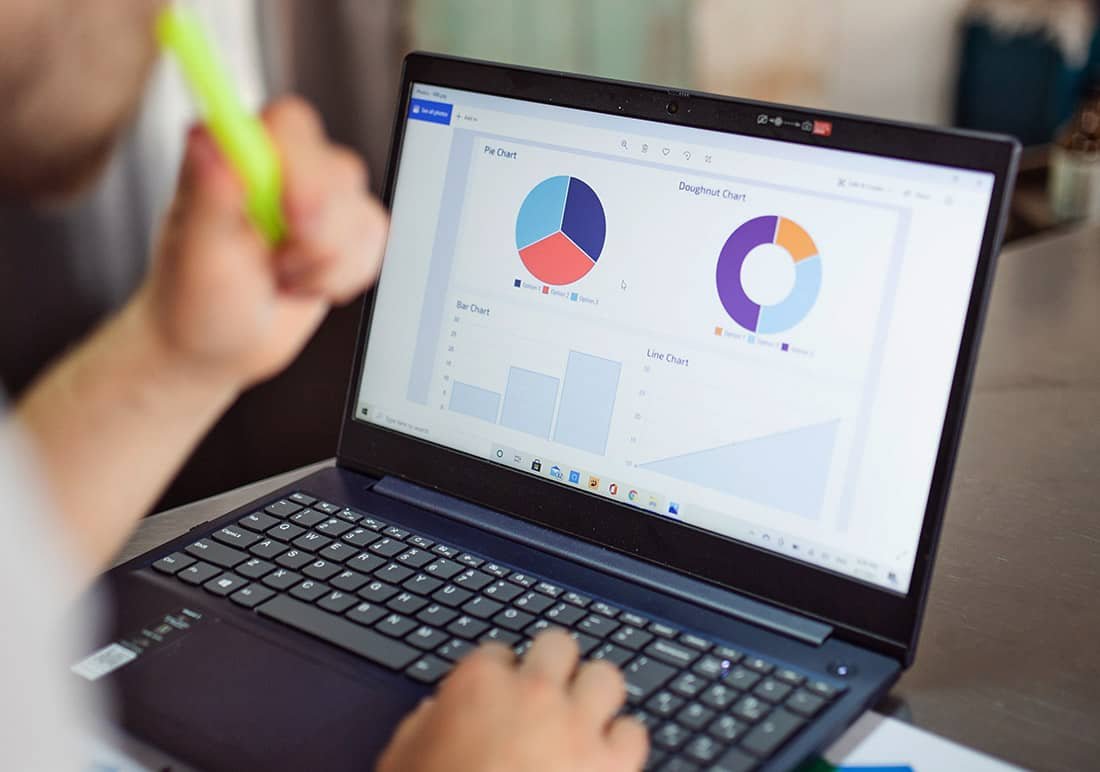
[[397, 548, 433, 568], [331, 570, 369, 592], [417, 604, 458, 628], [679, 633, 710, 651], [346, 602, 386, 627], [591, 642, 633, 667], [452, 567, 492, 589], [570, 632, 600, 656], [457, 553, 484, 568], [290, 580, 329, 603], [743, 656, 774, 675], [700, 683, 738, 710], [316, 518, 353, 538], [534, 581, 562, 597], [623, 656, 677, 702], [369, 538, 405, 558], [249, 538, 288, 560], [376, 613, 417, 638], [731, 694, 770, 723], [646, 691, 685, 717], [693, 655, 729, 679], [652, 722, 691, 751], [230, 583, 275, 609], [358, 580, 399, 603], [426, 559, 465, 580], [387, 592, 428, 615], [432, 584, 474, 608], [677, 702, 715, 731], [591, 601, 620, 618], [293, 531, 332, 553], [484, 580, 523, 603], [480, 628, 521, 647], [213, 526, 259, 549], [437, 638, 476, 662], [257, 595, 419, 670], [404, 573, 444, 595], [314, 501, 341, 515], [262, 568, 302, 591], [712, 746, 758, 772], [153, 552, 195, 575], [774, 667, 806, 686], [346, 552, 386, 574], [406, 655, 451, 684], [405, 625, 448, 651], [714, 645, 744, 663], [317, 590, 357, 614], [302, 559, 341, 581], [358, 515, 386, 531], [408, 534, 435, 550], [343, 527, 380, 548], [431, 543, 460, 559], [203, 572, 247, 596], [724, 665, 761, 691], [186, 539, 248, 569], [288, 492, 317, 506], [612, 626, 653, 651], [648, 622, 678, 640], [708, 715, 749, 743], [507, 572, 537, 588], [376, 563, 415, 585], [513, 591, 554, 615], [741, 708, 804, 758], [807, 679, 845, 699], [268, 522, 305, 542], [239, 512, 279, 532], [544, 602, 585, 627], [668, 672, 706, 699], [577, 615, 618, 639], [643, 748, 666, 771], [563, 591, 592, 608], [683, 734, 722, 764], [461, 596, 503, 620], [754, 678, 793, 703], [446, 615, 489, 640], [319, 542, 358, 563], [492, 607, 534, 632], [383, 525, 410, 540], [290, 509, 326, 529], [785, 689, 827, 717], [646, 640, 699, 668], [237, 558, 276, 579], [264, 499, 302, 518], [275, 549, 312, 570], [620, 612, 648, 627]]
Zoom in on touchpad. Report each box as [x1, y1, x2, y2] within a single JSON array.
[[112, 619, 417, 771]]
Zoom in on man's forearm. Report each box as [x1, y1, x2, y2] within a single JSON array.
[[15, 289, 239, 580]]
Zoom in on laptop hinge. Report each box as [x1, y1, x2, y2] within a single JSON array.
[[374, 477, 833, 647]]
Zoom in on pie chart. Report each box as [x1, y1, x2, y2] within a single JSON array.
[[716, 215, 822, 334], [515, 176, 606, 285]]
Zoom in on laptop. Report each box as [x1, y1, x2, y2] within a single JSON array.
[[79, 53, 1019, 771]]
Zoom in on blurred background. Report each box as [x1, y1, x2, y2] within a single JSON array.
[[2, 0, 1097, 510]]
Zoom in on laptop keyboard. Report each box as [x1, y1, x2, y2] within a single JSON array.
[[151, 492, 845, 771]]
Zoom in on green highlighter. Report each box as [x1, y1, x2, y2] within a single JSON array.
[[156, 5, 287, 245]]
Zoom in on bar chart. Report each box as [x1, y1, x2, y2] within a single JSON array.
[[449, 350, 621, 455]]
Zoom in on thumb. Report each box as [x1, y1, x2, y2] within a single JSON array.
[[170, 125, 248, 235]]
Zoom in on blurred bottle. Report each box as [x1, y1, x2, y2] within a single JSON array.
[[1049, 86, 1100, 222]]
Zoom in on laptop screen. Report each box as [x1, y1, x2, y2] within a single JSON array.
[[355, 82, 995, 595]]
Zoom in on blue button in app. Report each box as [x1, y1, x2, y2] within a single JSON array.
[[408, 99, 453, 125]]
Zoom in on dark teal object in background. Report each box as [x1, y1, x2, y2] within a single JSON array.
[[955, 19, 1100, 146]]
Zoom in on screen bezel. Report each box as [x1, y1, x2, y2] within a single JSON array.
[[338, 53, 1019, 663]]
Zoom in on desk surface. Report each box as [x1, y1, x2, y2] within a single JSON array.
[[119, 226, 1100, 772]]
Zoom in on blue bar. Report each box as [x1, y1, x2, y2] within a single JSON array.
[[500, 368, 560, 439], [553, 352, 621, 455], [448, 381, 501, 423], [408, 98, 453, 125]]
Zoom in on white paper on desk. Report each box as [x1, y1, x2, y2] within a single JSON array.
[[823, 712, 1022, 771]]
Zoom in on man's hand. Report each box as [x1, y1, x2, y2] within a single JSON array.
[[140, 96, 388, 391], [16, 96, 389, 577], [378, 630, 649, 772]]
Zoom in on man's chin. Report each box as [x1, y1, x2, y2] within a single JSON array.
[[0, 132, 118, 206]]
